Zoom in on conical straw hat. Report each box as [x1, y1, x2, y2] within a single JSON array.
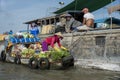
[[55, 32, 63, 37]]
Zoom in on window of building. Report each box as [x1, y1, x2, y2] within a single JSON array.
[[95, 36, 106, 46]]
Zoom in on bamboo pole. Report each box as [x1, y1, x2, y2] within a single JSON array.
[[110, 0, 113, 29]]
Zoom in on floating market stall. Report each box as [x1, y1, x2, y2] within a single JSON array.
[[0, 33, 74, 70]]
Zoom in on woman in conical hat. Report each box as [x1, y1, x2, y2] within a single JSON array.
[[55, 32, 63, 38], [41, 32, 64, 51]]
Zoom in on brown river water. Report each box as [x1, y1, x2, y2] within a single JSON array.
[[0, 62, 120, 80]]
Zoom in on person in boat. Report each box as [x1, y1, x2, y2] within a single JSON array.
[[9, 30, 13, 35], [55, 14, 66, 33], [30, 23, 39, 37], [34, 42, 42, 53], [64, 14, 82, 33], [41, 32, 67, 51], [77, 8, 94, 31]]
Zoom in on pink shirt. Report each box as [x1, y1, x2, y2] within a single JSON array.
[[45, 35, 61, 48]]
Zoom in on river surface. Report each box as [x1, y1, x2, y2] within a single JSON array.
[[0, 62, 120, 80]]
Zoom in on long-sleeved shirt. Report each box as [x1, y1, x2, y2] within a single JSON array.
[[65, 18, 81, 32], [45, 35, 61, 48]]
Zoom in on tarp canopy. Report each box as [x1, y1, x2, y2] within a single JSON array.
[[95, 17, 120, 25], [108, 4, 120, 14], [9, 37, 40, 44], [54, 0, 115, 14]]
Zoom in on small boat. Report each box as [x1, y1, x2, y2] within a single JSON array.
[[0, 34, 74, 70]]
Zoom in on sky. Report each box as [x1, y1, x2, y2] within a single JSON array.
[[0, 0, 73, 33], [0, 0, 120, 34]]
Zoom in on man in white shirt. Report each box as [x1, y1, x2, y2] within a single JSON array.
[[77, 8, 94, 30]]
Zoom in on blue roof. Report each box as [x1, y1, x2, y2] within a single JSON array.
[[94, 17, 120, 24], [94, 18, 106, 23]]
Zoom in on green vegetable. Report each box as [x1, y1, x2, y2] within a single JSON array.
[[50, 49, 70, 61], [38, 52, 50, 58], [21, 49, 35, 56]]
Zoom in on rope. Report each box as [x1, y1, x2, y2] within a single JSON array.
[[118, 0, 120, 14], [70, 0, 78, 50], [74, 0, 78, 17]]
